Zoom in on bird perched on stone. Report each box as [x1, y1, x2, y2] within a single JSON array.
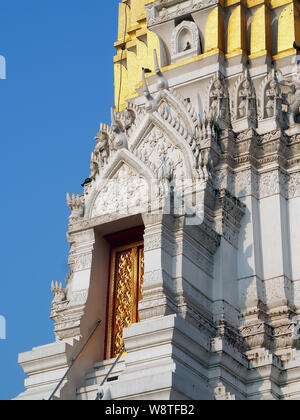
[[184, 41, 191, 51], [81, 178, 92, 187], [293, 41, 300, 52]]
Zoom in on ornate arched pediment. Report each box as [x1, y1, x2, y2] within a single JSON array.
[[156, 88, 200, 137], [68, 65, 220, 224], [133, 125, 186, 182], [90, 163, 149, 219], [84, 102, 202, 219], [129, 113, 196, 181], [85, 149, 155, 219]]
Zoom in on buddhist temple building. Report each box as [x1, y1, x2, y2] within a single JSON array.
[[16, 0, 300, 400]]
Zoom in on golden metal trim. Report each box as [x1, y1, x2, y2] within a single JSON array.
[[106, 240, 144, 359]]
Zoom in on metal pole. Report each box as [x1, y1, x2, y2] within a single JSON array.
[[95, 347, 126, 400], [48, 319, 102, 401]]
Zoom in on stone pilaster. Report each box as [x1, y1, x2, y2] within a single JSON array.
[[139, 213, 178, 320], [51, 228, 96, 341]]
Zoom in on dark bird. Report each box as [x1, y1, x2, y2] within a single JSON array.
[[293, 41, 300, 52], [142, 67, 152, 74], [81, 178, 92, 187], [184, 41, 191, 51]]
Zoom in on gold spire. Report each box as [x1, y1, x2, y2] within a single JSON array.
[[250, 4, 273, 59], [205, 7, 225, 54], [114, 0, 300, 109], [277, 2, 300, 59], [114, 0, 158, 111], [227, 5, 247, 58]]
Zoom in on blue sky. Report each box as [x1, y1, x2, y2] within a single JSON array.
[[0, 0, 118, 400]]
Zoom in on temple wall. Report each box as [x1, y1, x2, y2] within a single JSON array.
[[16, 0, 300, 401]]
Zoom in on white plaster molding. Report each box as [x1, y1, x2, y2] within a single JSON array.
[[288, 171, 300, 199], [171, 20, 200, 64], [214, 382, 236, 400], [146, 0, 219, 27]]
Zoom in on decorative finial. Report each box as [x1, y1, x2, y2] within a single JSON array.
[[153, 49, 169, 91], [142, 68, 157, 112], [111, 107, 120, 133], [111, 106, 128, 149]]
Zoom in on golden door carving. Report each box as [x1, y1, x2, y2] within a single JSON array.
[[106, 241, 144, 359]]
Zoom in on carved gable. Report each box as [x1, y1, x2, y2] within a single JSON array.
[[91, 163, 149, 218], [134, 127, 186, 182]]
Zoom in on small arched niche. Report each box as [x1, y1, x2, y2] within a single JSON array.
[[178, 28, 192, 52], [171, 20, 200, 63]]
